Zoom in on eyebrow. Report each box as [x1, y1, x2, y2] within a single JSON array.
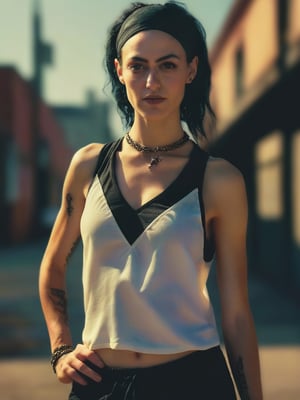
[[128, 53, 180, 63]]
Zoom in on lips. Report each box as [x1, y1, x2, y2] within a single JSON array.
[[143, 96, 166, 105]]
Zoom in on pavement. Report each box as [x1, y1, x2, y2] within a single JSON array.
[[0, 240, 299, 399]]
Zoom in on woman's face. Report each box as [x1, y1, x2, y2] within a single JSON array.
[[115, 30, 198, 123]]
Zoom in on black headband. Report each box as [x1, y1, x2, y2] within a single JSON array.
[[116, 4, 197, 59]]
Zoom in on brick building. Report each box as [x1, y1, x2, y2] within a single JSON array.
[[209, 0, 300, 297], [0, 66, 72, 244]]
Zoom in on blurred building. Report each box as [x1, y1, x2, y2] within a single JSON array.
[[0, 1, 114, 245], [0, 66, 72, 245], [209, 0, 300, 298], [33, 0, 113, 152], [52, 90, 113, 152]]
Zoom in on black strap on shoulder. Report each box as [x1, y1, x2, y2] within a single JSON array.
[[93, 138, 122, 177], [194, 146, 215, 263]]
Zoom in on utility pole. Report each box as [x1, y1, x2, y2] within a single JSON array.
[[31, 0, 53, 236]]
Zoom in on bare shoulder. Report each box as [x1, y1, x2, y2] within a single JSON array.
[[206, 156, 245, 186], [72, 143, 105, 171], [62, 143, 106, 198], [68, 143, 105, 180], [204, 156, 247, 212]]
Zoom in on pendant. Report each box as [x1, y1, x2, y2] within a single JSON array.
[[148, 155, 162, 169]]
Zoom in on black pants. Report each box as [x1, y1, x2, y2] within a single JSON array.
[[69, 346, 237, 400]]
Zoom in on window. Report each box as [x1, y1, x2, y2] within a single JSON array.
[[292, 131, 300, 244], [235, 45, 244, 97], [255, 131, 283, 219], [278, 0, 290, 47]]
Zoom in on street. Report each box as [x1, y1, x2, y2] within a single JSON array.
[[0, 240, 299, 399]]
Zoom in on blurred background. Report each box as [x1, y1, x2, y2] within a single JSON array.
[[0, 0, 299, 398]]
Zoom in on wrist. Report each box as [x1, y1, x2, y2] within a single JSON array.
[[50, 344, 73, 373]]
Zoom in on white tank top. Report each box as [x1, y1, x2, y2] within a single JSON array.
[[80, 139, 220, 353]]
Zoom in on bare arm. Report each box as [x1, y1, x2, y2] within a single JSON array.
[[206, 159, 263, 399], [39, 143, 104, 384]]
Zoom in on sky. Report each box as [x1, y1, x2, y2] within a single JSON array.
[[0, 0, 234, 106]]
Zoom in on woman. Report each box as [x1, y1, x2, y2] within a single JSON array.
[[39, 2, 263, 399]]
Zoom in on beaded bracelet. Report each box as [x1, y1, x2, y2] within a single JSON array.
[[50, 344, 73, 373]]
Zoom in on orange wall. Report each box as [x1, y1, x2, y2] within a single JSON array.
[[0, 67, 72, 243], [210, 0, 300, 125], [288, 0, 300, 43], [243, 0, 278, 89]]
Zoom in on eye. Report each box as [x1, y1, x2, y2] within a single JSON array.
[[161, 62, 177, 70], [128, 63, 145, 72]]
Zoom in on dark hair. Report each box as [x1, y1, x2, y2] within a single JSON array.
[[104, 1, 214, 140]]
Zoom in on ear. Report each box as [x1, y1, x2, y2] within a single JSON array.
[[114, 58, 124, 84], [186, 56, 198, 84]]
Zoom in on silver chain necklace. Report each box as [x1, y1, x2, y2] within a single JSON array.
[[125, 132, 189, 169]]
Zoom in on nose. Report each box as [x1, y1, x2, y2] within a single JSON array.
[[145, 68, 160, 90]]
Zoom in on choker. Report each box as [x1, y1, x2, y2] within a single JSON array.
[[125, 132, 189, 169]]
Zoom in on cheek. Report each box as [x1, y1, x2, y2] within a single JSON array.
[[123, 73, 142, 90], [124, 76, 147, 102], [167, 71, 188, 86], [169, 76, 188, 97], [123, 80, 141, 106]]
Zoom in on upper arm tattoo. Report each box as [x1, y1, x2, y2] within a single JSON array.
[[49, 288, 68, 324], [235, 357, 250, 400], [66, 193, 74, 216]]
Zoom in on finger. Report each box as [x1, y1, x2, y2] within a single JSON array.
[[56, 359, 88, 386], [72, 359, 103, 383], [85, 351, 105, 368], [67, 367, 90, 386], [74, 345, 105, 368]]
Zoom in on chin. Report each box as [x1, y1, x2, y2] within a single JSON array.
[[138, 107, 177, 123]]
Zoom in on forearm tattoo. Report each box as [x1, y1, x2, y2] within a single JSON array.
[[235, 357, 250, 400], [65, 238, 79, 266], [66, 193, 74, 216], [49, 288, 68, 324]]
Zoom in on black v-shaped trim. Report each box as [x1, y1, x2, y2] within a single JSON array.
[[94, 139, 214, 261]]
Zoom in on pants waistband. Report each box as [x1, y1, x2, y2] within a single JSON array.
[[89, 346, 221, 379]]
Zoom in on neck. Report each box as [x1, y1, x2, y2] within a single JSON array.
[[129, 118, 184, 147]]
